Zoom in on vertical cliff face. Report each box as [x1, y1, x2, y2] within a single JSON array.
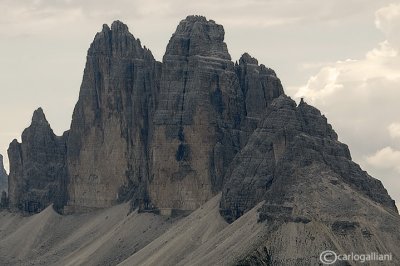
[[0, 154, 8, 207], [66, 21, 160, 212], [236, 53, 284, 120], [0, 154, 7, 194], [7, 108, 67, 213], [149, 16, 284, 212]]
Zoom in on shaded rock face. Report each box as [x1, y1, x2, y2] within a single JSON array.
[[0, 154, 7, 194], [220, 96, 398, 223], [149, 16, 283, 211], [7, 108, 67, 213], [66, 21, 160, 212], [0, 154, 8, 208], [236, 53, 284, 119]]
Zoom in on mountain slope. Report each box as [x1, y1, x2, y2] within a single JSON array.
[[220, 95, 399, 264], [0, 203, 174, 265]]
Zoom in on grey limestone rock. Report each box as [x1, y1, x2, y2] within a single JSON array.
[[6, 17, 397, 242], [150, 16, 283, 212], [65, 20, 160, 212], [0, 154, 8, 208], [236, 53, 284, 120], [220, 96, 399, 264], [220, 95, 397, 222], [7, 108, 67, 213], [0, 154, 7, 194], [4, 15, 400, 264], [7, 18, 284, 214]]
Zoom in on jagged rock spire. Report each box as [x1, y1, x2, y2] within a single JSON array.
[[164, 15, 231, 60], [88, 20, 149, 59], [31, 107, 49, 126], [8, 108, 67, 213], [0, 154, 7, 196]]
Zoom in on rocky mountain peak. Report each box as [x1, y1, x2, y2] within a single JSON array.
[[31, 107, 49, 126], [164, 15, 231, 60], [101, 23, 110, 32], [184, 15, 208, 23], [8, 108, 68, 213], [65, 18, 160, 213], [89, 20, 146, 58], [110, 20, 129, 33], [239, 53, 259, 65], [3, 16, 400, 265], [21, 108, 53, 143]]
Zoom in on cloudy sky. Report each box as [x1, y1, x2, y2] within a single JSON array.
[[0, 0, 399, 205]]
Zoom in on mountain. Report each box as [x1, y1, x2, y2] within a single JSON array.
[[7, 108, 67, 213], [3, 16, 400, 265], [150, 16, 283, 213], [0, 154, 8, 207], [65, 21, 160, 213], [0, 154, 7, 192], [220, 96, 399, 264]]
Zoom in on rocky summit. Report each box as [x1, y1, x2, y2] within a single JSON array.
[[150, 17, 283, 213], [65, 20, 160, 213], [2, 16, 400, 265], [7, 108, 68, 213]]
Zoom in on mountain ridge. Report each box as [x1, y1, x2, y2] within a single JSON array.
[[2, 16, 400, 265]]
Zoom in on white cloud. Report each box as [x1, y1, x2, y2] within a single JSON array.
[[375, 3, 400, 47], [367, 147, 400, 173], [293, 3, 400, 203], [294, 3, 400, 146], [388, 123, 400, 139], [295, 66, 343, 103]]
